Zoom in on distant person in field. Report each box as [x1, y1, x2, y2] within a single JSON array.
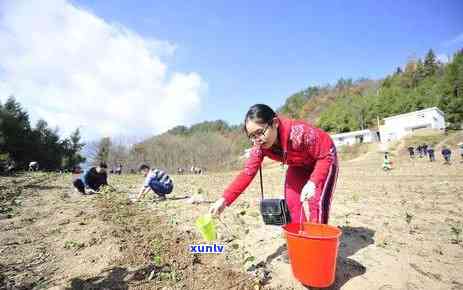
[[441, 146, 452, 164], [5, 160, 15, 175], [458, 143, 463, 162], [136, 164, 173, 201], [72, 162, 108, 194], [417, 145, 424, 158], [115, 163, 122, 175], [422, 144, 428, 157], [382, 152, 392, 171], [407, 146, 415, 159], [28, 161, 39, 171], [427, 145, 435, 162], [209, 104, 338, 225]]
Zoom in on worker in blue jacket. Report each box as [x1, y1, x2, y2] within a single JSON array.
[[73, 162, 108, 194]]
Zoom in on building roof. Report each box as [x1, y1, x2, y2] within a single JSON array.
[[330, 129, 374, 139], [383, 107, 445, 121]]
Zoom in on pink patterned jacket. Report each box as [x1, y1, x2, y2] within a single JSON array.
[[223, 116, 336, 206]]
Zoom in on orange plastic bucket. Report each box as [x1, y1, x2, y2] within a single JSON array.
[[283, 222, 342, 288]]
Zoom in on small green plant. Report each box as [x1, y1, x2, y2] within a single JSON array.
[[450, 226, 462, 244], [170, 215, 177, 225], [64, 240, 85, 250], [152, 255, 162, 266], [243, 256, 256, 264], [377, 238, 388, 248], [150, 239, 163, 266], [405, 212, 413, 225]]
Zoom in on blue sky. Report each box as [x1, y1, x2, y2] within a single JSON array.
[[74, 0, 463, 125], [1, 1, 462, 140]]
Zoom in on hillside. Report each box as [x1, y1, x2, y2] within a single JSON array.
[[279, 49, 463, 133]]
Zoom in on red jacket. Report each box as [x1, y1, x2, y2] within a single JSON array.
[[223, 116, 336, 206]]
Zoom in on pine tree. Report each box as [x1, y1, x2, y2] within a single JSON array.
[[96, 137, 111, 164], [0, 96, 32, 165], [62, 128, 86, 169], [423, 49, 438, 78], [414, 59, 425, 86]]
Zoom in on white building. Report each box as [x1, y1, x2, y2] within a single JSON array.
[[379, 107, 445, 142], [330, 129, 379, 147]]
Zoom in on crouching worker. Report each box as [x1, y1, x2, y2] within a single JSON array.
[[73, 162, 108, 194], [382, 153, 392, 171], [136, 164, 173, 201]]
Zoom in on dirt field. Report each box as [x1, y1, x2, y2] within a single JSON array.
[[1, 134, 462, 290]]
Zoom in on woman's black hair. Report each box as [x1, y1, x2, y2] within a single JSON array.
[[243, 104, 277, 134]]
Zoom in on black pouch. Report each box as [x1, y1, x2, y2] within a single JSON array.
[[260, 198, 291, 225], [258, 167, 291, 226]]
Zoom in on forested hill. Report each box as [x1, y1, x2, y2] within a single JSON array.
[[278, 48, 463, 133], [278, 78, 380, 125]]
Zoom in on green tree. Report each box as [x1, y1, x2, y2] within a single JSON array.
[[423, 49, 438, 78], [439, 49, 463, 128], [62, 128, 86, 169], [96, 137, 111, 164], [0, 96, 31, 166], [278, 86, 319, 118], [32, 119, 64, 169]]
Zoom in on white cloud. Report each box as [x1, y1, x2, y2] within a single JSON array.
[[0, 0, 204, 140]]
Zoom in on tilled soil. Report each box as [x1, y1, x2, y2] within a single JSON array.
[[1, 138, 462, 290]]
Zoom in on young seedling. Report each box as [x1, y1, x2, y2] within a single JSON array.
[[244, 256, 256, 265], [450, 226, 462, 245], [150, 239, 163, 266], [64, 240, 85, 250], [405, 212, 413, 225], [377, 238, 388, 248]]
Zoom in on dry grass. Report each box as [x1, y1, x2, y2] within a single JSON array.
[[337, 143, 372, 161]]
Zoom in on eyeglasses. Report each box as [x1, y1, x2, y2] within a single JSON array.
[[248, 124, 271, 142]]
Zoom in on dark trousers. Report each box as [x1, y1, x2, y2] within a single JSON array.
[[428, 152, 435, 162], [149, 179, 173, 197], [73, 179, 86, 194], [444, 155, 451, 162]]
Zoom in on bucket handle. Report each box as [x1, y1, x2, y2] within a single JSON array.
[[217, 216, 234, 236], [298, 201, 308, 234]]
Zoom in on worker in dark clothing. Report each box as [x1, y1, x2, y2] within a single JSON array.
[[441, 147, 452, 165], [407, 146, 415, 159], [427, 145, 435, 162], [73, 162, 108, 194]]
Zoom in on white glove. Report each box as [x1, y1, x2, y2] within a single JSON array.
[[209, 197, 227, 216], [300, 181, 315, 202]]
